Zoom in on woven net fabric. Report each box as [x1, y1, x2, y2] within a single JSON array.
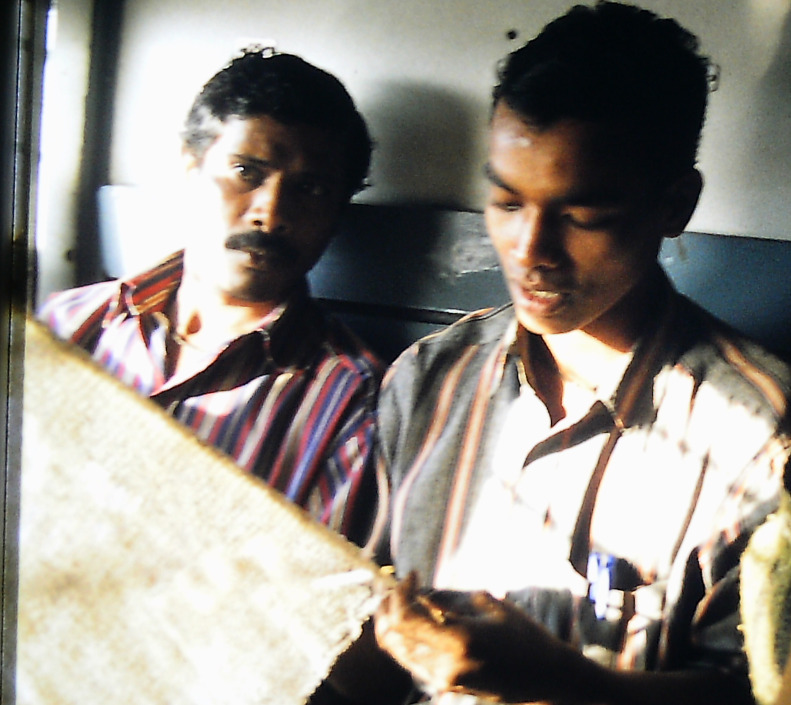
[[741, 490, 791, 705], [18, 319, 387, 705]]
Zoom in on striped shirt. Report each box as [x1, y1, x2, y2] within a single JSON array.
[[373, 272, 791, 702], [38, 251, 384, 542]]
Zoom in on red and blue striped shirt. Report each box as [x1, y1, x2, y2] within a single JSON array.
[[38, 251, 384, 542]]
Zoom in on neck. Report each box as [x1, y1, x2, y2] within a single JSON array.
[[172, 271, 282, 347], [526, 330, 631, 426], [546, 268, 662, 389], [544, 330, 632, 397]]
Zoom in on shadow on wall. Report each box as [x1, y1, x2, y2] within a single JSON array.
[[361, 80, 484, 211], [740, 5, 791, 239]]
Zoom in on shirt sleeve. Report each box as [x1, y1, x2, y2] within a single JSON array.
[[36, 281, 118, 349], [320, 400, 381, 547], [296, 357, 383, 547], [663, 440, 790, 675], [328, 351, 416, 557]]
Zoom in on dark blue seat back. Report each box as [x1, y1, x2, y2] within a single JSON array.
[[309, 204, 791, 361]]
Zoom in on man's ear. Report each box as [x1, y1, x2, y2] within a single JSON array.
[[658, 169, 703, 239], [182, 146, 202, 174]]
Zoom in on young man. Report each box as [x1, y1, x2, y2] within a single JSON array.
[[334, 3, 791, 704], [38, 49, 382, 543]]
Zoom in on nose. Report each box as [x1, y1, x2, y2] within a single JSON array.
[[248, 174, 289, 234], [510, 206, 559, 269]]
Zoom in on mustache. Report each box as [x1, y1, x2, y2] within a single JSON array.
[[225, 231, 299, 264]]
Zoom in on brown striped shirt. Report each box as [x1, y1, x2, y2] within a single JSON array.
[[373, 274, 791, 700]]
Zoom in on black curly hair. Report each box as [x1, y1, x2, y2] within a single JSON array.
[[493, 1, 716, 183], [182, 48, 372, 200]]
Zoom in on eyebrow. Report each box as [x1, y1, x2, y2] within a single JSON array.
[[483, 161, 631, 208], [483, 162, 515, 193], [231, 153, 272, 167], [231, 153, 336, 182]]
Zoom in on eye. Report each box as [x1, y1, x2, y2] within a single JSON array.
[[231, 162, 265, 188], [491, 201, 521, 214], [487, 186, 521, 213], [296, 178, 332, 199], [561, 208, 622, 230]]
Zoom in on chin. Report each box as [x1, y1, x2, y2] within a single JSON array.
[[225, 285, 282, 303], [224, 274, 294, 304], [516, 312, 578, 337]]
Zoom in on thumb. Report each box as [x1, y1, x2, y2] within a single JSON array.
[[468, 590, 508, 616]]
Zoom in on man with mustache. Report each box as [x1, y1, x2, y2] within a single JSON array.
[[320, 3, 791, 704], [38, 48, 382, 542]]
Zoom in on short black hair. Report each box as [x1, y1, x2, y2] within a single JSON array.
[[182, 48, 372, 200], [493, 1, 715, 183]]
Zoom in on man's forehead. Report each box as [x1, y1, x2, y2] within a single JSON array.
[[488, 105, 658, 190], [207, 115, 345, 165]]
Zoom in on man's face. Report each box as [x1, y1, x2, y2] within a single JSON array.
[[485, 102, 685, 347], [182, 115, 348, 303]]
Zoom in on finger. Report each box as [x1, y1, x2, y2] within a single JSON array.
[[423, 589, 471, 614], [389, 571, 420, 621], [372, 564, 396, 597], [421, 589, 504, 620], [375, 570, 421, 636], [468, 590, 507, 615], [414, 593, 451, 625], [398, 570, 420, 603]]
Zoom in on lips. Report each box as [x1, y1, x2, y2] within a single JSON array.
[[237, 248, 277, 271], [505, 265, 569, 293], [527, 289, 563, 300], [514, 284, 566, 308], [503, 264, 572, 316]]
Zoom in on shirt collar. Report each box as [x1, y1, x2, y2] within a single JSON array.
[[113, 250, 184, 318], [109, 249, 326, 368], [263, 288, 327, 367], [611, 270, 679, 427], [506, 268, 680, 429]]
